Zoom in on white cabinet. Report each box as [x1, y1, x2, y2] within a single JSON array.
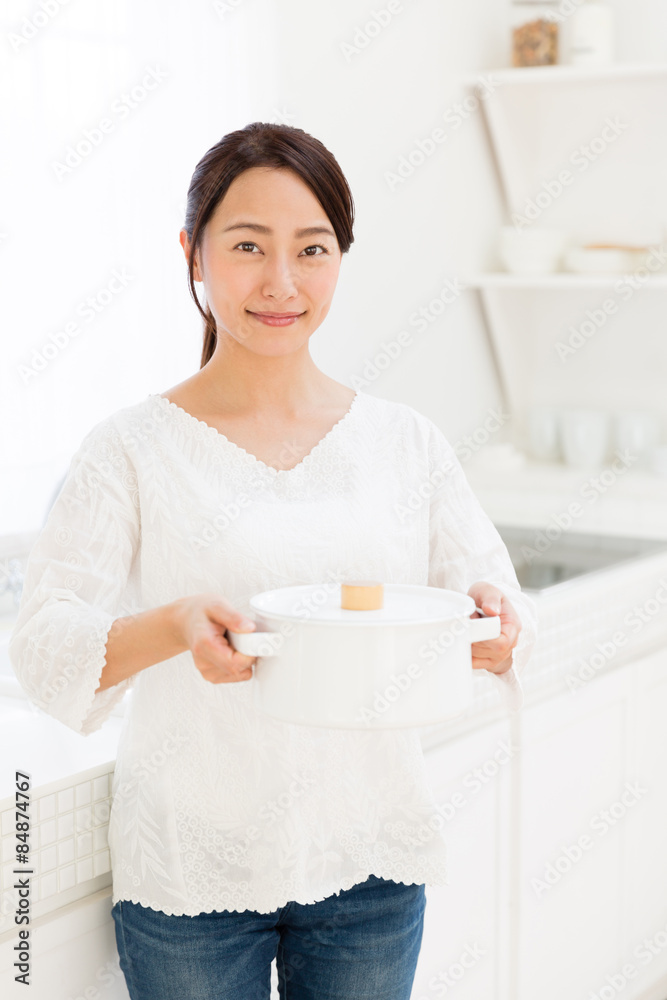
[[3, 654, 665, 999], [416, 644, 667, 1000], [623, 648, 667, 997], [413, 716, 515, 999], [515, 661, 634, 999], [1, 888, 129, 1000]]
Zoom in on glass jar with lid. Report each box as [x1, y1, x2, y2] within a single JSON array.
[[568, 0, 614, 67], [511, 0, 561, 67]]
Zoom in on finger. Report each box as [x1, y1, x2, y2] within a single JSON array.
[[468, 582, 504, 615], [207, 599, 256, 634], [472, 648, 514, 669], [192, 628, 254, 679], [228, 650, 257, 674], [197, 652, 255, 683], [473, 655, 514, 674], [200, 664, 254, 684], [471, 625, 520, 654]]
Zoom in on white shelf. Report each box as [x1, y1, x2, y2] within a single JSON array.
[[464, 57, 667, 435], [466, 273, 667, 290], [464, 63, 667, 88]]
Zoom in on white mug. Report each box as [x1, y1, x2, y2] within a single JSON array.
[[527, 406, 561, 462], [560, 410, 609, 469], [614, 412, 660, 464], [499, 227, 568, 274]]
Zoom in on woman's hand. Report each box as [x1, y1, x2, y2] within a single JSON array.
[[173, 594, 257, 684], [467, 582, 521, 675]]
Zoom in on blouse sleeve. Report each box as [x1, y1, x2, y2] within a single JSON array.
[[424, 417, 538, 685], [8, 415, 141, 736]]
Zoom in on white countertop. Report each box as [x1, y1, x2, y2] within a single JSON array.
[[465, 458, 667, 538], [0, 688, 127, 801]]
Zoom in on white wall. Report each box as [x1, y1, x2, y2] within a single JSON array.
[[2, 0, 665, 535], [272, 0, 511, 440], [1, 0, 282, 534], [272, 0, 667, 443]]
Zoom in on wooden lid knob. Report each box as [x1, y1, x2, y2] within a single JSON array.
[[341, 581, 384, 610]]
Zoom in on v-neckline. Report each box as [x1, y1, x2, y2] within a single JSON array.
[[151, 390, 363, 475]]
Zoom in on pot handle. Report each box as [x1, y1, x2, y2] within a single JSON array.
[[471, 607, 524, 712], [225, 628, 284, 657], [469, 610, 502, 642]]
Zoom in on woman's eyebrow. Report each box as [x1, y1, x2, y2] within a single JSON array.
[[222, 222, 336, 239]]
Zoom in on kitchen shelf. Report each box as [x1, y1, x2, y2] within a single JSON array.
[[461, 56, 667, 438], [464, 63, 667, 88], [465, 61, 667, 237], [466, 273, 667, 290]]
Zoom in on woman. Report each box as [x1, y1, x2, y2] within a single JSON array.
[[10, 122, 537, 1000]]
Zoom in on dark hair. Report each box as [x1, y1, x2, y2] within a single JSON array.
[[182, 122, 356, 368]]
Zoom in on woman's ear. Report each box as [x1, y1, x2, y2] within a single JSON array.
[[180, 229, 202, 282]]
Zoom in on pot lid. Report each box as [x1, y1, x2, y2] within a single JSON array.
[[249, 583, 475, 625]]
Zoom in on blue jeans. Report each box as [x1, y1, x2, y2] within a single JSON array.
[[111, 874, 426, 999]]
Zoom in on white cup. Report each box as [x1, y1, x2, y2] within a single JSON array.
[[650, 447, 667, 478], [499, 227, 568, 274], [560, 410, 609, 469], [614, 412, 660, 464], [527, 406, 561, 462]]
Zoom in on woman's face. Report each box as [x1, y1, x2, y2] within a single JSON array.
[[181, 166, 343, 357]]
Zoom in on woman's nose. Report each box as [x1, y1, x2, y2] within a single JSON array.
[[259, 255, 299, 299]]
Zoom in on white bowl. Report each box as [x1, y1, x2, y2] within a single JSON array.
[[564, 247, 637, 273], [499, 227, 568, 274]]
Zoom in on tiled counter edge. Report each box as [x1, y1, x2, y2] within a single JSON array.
[[0, 759, 114, 943], [420, 549, 667, 750]]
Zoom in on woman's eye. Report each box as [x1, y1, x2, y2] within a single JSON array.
[[300, 245, 328, 257], [234, 242, 329, 256]]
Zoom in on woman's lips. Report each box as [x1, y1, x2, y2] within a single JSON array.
[[247, 311, 304, 327]]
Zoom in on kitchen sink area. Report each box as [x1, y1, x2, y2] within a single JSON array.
[[495, 524, 667, 593]]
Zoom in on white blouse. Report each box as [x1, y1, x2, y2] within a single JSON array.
[[10, 389, 537, 916]]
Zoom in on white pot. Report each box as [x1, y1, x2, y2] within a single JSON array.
[[226, 583, 509, 729]]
